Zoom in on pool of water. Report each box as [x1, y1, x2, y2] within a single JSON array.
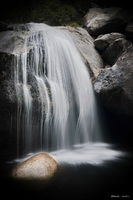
[[0, 143, 132, 200]]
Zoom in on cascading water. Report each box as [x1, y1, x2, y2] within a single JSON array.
[[13, 23, 102, 155]]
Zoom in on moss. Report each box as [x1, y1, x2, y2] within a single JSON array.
[[30, 1, 82, 26], [65, 22, 82, 27]]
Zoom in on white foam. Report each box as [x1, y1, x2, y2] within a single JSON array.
[[50, 143, 124, 165], [11, 143, 124, 166]]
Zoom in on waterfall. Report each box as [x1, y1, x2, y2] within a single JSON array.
[[13, 23, 101, 155]]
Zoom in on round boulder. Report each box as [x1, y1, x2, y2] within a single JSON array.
[[12, 153, 57, 179], [84, 7, 133, 36]]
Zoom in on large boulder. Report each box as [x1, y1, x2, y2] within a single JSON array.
[[94, 44, 133, 115], [12, 153, 57, 179], [94, 33, 131, 65], [84, 7, 132, 36]]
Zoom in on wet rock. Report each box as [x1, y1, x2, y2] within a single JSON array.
[[0, 52, 16, 131], [12, 153, 57, 179], [94, 44, 133, 115], [0, 30, 30, 141], [84, 7, 132, 36]]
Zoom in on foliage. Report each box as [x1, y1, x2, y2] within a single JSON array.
[[1, 0, 83, 26]]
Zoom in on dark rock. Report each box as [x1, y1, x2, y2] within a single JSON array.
[[94, 44, 133, 115], [0, 52, 17, 159], [94, 33, 125, 51], [94, 33, 131, 65], [84, 7, 133, 36], [0, 52, 16, 131], [101, 38, 131, 65], [125, 22, 133, 42]]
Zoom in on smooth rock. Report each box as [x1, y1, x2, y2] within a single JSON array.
[[12, 153, 57, 179], [101, 38, 131, 65], [94, 33, 131, 65], [94, 33, 125, 51], [84, 7, 132, 36], [94, 44, 133, 115]]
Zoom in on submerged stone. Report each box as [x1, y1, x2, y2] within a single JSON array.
[[12, 153, 57, 179]]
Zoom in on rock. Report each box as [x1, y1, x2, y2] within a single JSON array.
[[84, 7, 132, 36], [12, 153, 57, 179], [0, 52, 16, 132], [94, 33, 131, 65], [0, 30, 29, 142], [101, 38, 131, 65], [94, 33, 125, 51], [125, 22, 133, 42], [94, 44, 133, 115], [59, 26, 104, 78]]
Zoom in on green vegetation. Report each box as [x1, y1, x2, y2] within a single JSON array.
[[1, 0, 84, 27]]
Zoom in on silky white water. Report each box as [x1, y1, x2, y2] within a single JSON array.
[[13, 23, 101, 155], [11, 143, 124, 166]]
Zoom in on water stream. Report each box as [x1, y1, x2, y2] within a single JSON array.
[[13, 23, 101, 155]]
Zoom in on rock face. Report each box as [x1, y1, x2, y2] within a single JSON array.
[[84, 7, 132, 36], [0, 25, 103, 79], [94, 33, 131, 65], [0, 30, 29, 140], [94, 44, 133, 115], [12, 153, 57, 179]]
